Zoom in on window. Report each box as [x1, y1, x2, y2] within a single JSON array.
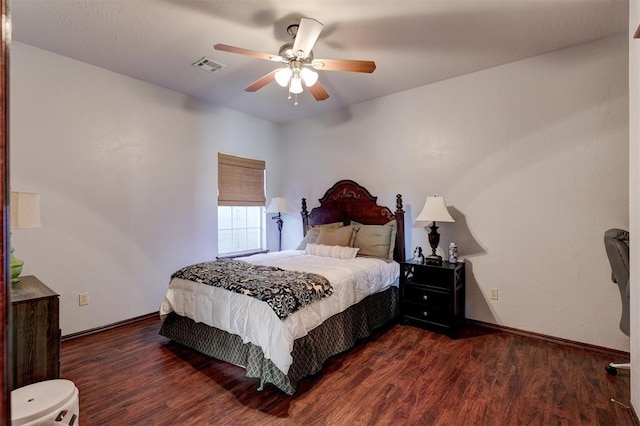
[[217, 153, 266, 255], [217, 206, 264, 254]]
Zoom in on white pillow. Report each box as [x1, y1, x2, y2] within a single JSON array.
[[304, 243, 360, 260]]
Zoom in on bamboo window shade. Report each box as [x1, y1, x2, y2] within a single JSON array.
[[218, 153, 266, 206]]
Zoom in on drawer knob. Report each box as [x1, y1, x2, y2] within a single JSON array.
[[422, 311, 428, 317], [422, 295, 428, 301]]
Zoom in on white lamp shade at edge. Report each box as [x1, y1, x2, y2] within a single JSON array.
[[10, 191, 42, 229], [266, 197, 295, 214], [415, 196, 454, 223]]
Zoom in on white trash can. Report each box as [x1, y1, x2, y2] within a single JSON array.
[[11, 379, 79, 426]]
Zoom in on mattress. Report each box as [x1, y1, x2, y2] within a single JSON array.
[[159, 250, 399, 375]]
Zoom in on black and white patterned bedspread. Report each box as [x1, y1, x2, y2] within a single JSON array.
[[171, 259, 333, 320]]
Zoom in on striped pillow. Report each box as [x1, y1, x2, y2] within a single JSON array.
[[304, 243, 360, 260]]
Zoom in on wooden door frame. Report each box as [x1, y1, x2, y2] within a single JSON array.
[[1, 0, 10, 423]]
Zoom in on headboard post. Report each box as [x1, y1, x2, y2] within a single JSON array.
[[394, 194, 406, 262], [301, 198, 309, 237]]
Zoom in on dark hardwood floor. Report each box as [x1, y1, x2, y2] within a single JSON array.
[[60, 317, 634, 425]]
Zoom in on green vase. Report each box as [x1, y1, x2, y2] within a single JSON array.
[[11, 246, 23, 283]]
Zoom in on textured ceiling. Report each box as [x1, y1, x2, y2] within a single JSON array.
[[12, 0, 627, 123]]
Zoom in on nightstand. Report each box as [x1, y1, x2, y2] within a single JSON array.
[[400, 259, 465, 337], [11, 275, 60, 389]]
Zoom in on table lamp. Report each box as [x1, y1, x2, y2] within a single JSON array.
[[415, 195, 454, 265], [10, 191, 41, 282], [266, 197, 294, 251]]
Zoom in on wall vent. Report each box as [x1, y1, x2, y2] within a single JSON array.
[[192, 57, 225, 74]]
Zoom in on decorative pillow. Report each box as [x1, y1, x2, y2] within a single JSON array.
[[351, 220, 397, 259], [306, 221, 343, 232], [305, 243, 359, 260], [296, 222, 344, 250], [317, 225, 358, 247]]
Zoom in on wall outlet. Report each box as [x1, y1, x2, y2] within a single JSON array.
[[79, 293, 89, 306], [489, 287, 499, 300]]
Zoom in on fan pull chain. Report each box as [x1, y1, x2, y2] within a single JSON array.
[[286, 90, 299, 106]]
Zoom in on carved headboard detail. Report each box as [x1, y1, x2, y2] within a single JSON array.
[[300, 180, 405, 262]]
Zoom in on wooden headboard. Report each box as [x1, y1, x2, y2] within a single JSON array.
[[300, 180, 406, 262]]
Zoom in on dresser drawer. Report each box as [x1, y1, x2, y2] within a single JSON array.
[[403, 285, 450, 308], [403, 303, 451, 325]]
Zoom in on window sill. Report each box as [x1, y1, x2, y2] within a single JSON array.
[[216, 249, 269, 260]]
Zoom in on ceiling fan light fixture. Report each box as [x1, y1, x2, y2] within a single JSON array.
[[289, 76, 303, 94], [301, 67, 318, 87], [275, 67, 292, 87], [214, 17, 375, 104]]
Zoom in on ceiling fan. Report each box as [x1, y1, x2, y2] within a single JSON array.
[[214, 17, 376, 105]]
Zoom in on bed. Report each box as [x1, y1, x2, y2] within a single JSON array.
[[159, 180, 406, 395]]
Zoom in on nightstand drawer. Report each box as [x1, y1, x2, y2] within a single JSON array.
[[403, 303, 450, 324], [412, 267, 452, 289], [404, 285, 450, 308]]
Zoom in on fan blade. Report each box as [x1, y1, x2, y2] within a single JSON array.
[[313, 58, 376, 73], [292, 18, 324, 59], [308, 81, 329, 101], [244, 70, 277, 92], [214, 44, 282, 62]]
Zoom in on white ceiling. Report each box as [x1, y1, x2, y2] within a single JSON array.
[[12, 0, 627, 124]]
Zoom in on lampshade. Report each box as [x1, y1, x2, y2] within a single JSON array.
[[275, 67, 292, 87], [266, 197, 295, 214], [10, 191, 42, 283], [301, 67, 318, 87], [289, 76, 303, 94], [11, 191, 41, 229], [415, 196, 454, 223]]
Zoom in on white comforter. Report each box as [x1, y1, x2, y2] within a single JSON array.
[[159, 250, 399, 375]]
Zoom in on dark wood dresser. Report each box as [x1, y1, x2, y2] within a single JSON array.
[[11, 275, 60, 390]]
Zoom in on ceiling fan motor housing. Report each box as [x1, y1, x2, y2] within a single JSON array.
[[286, 24, 299, 38]]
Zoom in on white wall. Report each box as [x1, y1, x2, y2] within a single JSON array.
[[629, 0, 639, 412], [10, 42, 281, 335], [281, 35, 630, 351]]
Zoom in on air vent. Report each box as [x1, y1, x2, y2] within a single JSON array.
[[192, 57, 225, 74]]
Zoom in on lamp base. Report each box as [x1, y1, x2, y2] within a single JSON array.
[[425, 254, 443, 266]]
